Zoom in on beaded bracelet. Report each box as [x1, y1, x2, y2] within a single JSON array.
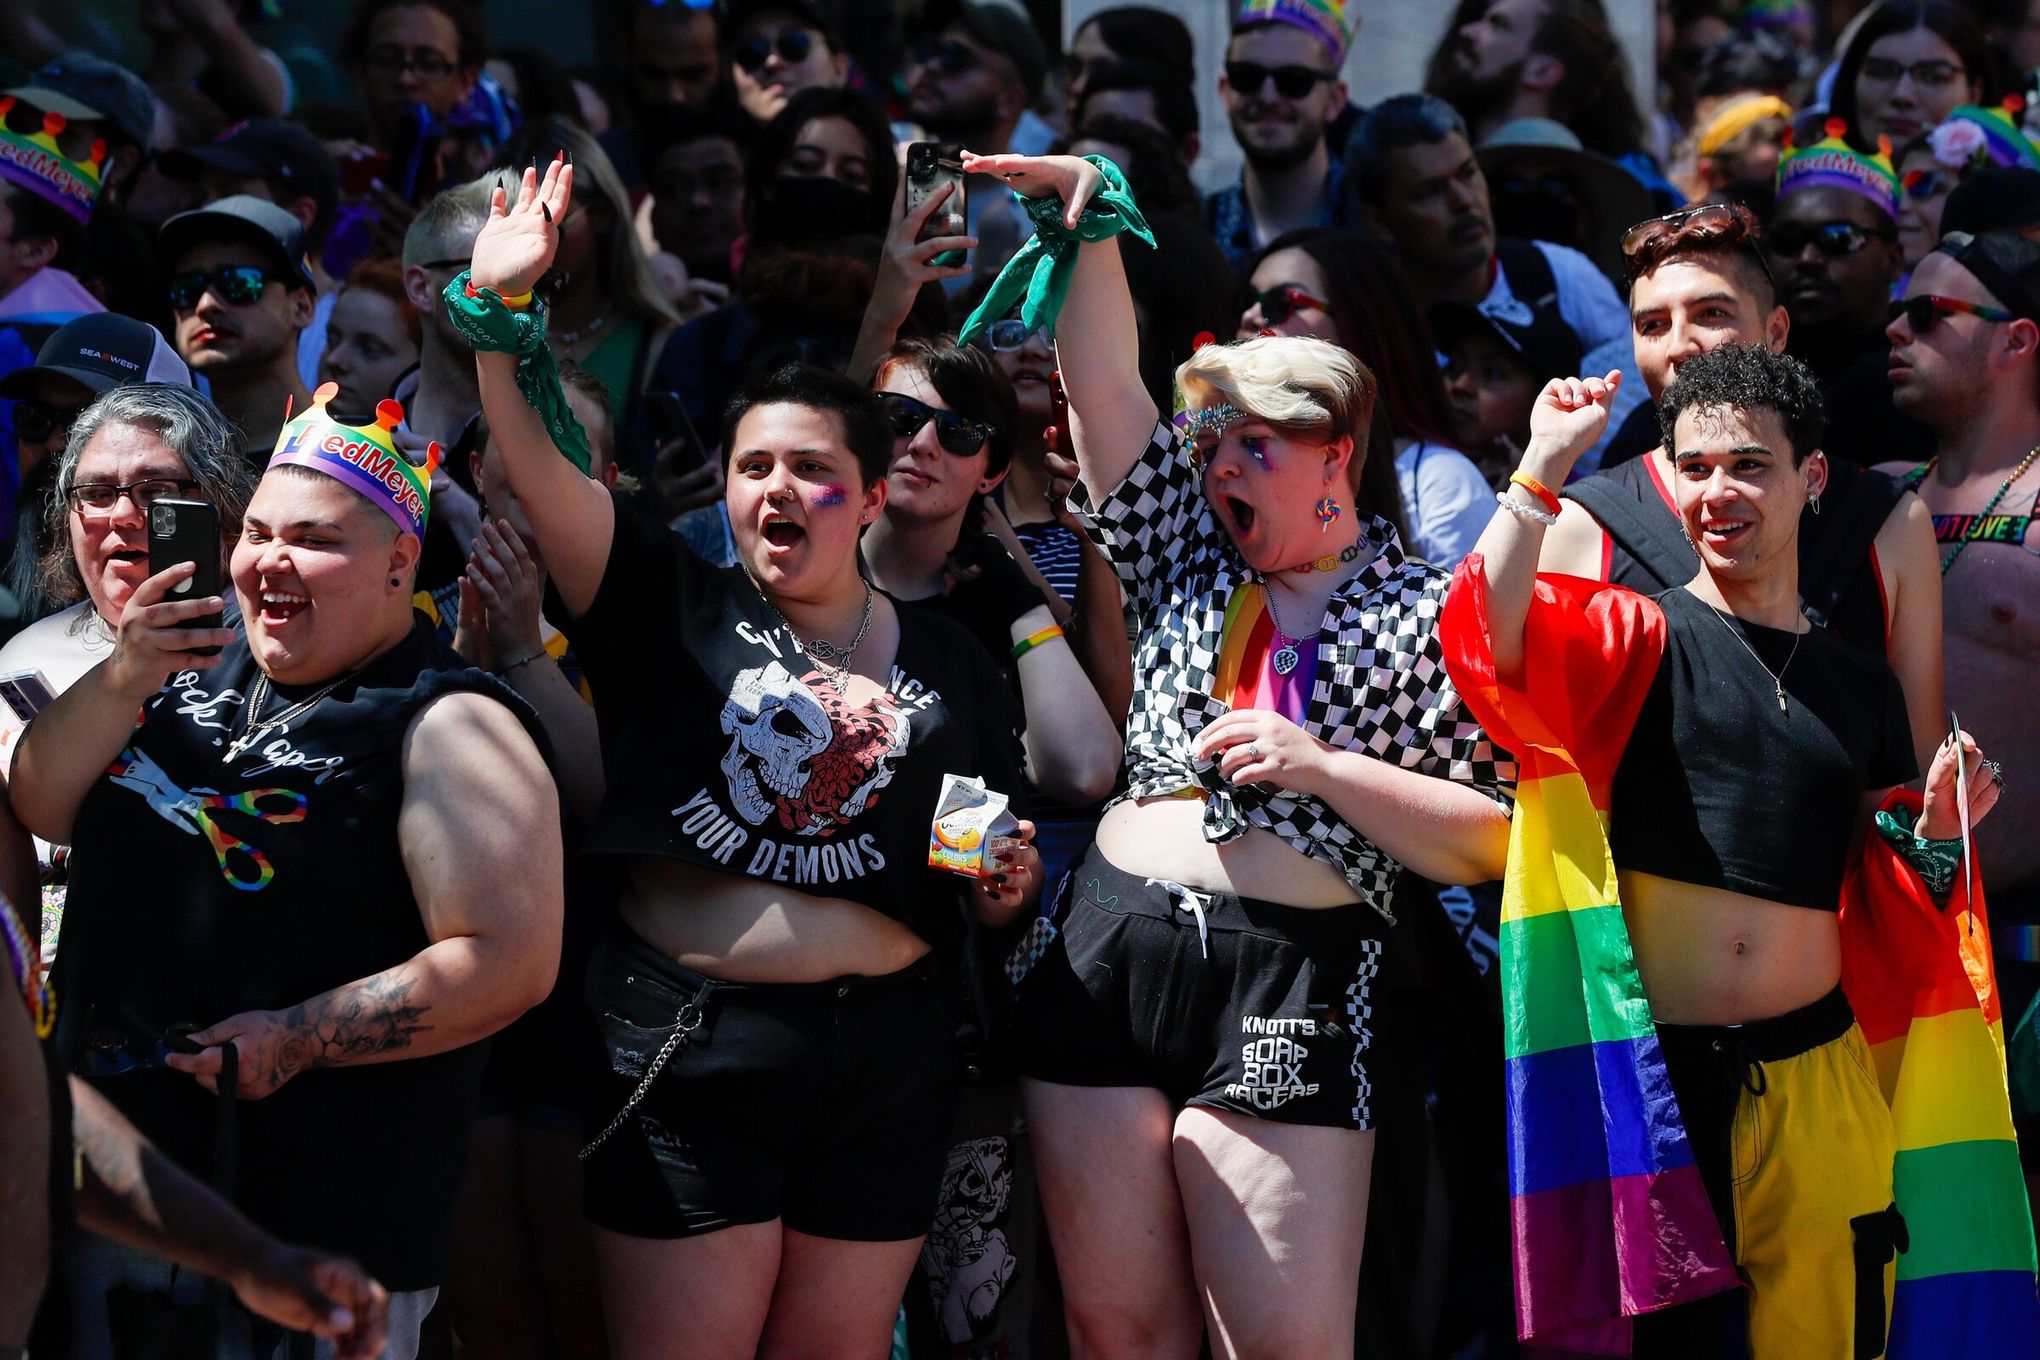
[[1011, 624, 1065, 660], [1495, 489, 1559, 527]]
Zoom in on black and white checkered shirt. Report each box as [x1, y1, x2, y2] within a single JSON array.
[[1070, 422, 1514, 922]]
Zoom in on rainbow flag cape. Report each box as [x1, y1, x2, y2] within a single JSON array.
[[1841, 792, 2040, 1357], [1441, 561, 1737, 1352]]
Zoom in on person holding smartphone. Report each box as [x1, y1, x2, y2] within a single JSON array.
[[13, 386, 562, 1360], [460, 156, 1043, 1357]]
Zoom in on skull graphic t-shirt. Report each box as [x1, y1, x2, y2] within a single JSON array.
[[558, 492, 1026, 946]]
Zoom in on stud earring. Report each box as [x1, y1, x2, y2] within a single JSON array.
[[1315, 494, 1341, 531], [390, 576, 401, 588]]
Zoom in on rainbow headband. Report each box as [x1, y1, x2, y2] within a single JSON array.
[[269, 384, 439, 540], [1235, 0, 1359, 63], [1776, 119, 1899, 221], [1931, 99, 2040, 173], [0, 95, 106, 225]]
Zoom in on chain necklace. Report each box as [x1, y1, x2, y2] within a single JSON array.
[[1695, 596, 1803, 713], [554, 308, 610, 348], [745, 571, 875, 692], [223, 669, 355, 763], [1919, 443, 2040, 577], [1258, 578, 1312, 677]]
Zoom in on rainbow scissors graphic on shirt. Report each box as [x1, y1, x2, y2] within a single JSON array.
[[107, 747, 307, 891]]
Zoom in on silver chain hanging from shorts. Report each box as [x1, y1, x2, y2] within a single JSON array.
[[577, 995, 710, 1161]]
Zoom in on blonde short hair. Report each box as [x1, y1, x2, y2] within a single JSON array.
[[1174, 335, 1375, 444]]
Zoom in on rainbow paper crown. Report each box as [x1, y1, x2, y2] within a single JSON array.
[[269, 384, 439, 540], [1235, 0, 1360, 64], [1930, 99, 2040, 173], [1776, 118, 1900, 221], [0, 95, 106, 225]]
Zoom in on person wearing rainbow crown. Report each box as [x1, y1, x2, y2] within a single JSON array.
[[13, 384, 562, 1360], [0, 89, 110, 424], [1766, 118, 1936, 467], [1894, 98, 2040, 277]]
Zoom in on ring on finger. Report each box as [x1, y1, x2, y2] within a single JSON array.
[[1984, 757, 2005, 789], [1241, 743, 1260, 761]]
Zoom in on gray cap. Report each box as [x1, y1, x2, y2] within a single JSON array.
[[159, 194, 316, 293]]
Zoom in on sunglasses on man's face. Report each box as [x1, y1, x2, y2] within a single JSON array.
[[1225, 61, 1332, 101], [167, 266, 277, 311], [917, 38, 981, 76], [13, 398, 81, 446], [1889, 293, 2017, 333], [732, 29, 816, 74], [1766, 220, 1889, 259], [1249, 285, 1329, 326], [881, 392, 992, 457]]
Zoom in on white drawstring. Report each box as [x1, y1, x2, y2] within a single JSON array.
[[1152, 879, 1212, 958]]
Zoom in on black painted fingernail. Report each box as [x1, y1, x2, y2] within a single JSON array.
[[540, 202, 552, 223]]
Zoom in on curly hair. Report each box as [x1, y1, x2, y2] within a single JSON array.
[[1657, 342, 1823, 466]]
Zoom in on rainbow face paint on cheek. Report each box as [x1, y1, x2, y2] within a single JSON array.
[[810, 483, 849, 508]]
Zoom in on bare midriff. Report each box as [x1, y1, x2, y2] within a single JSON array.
[[621, 856, 932, 984], [1620, 870, 1842, 1026], [1091, 795, 1357, 908]]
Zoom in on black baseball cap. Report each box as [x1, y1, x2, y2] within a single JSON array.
[[1935, 230, 2040, 324], [6, 51, 155, 149], [921, 0, 1049, 100], [1940, 167, 2040, 239], [158, 121, 340, 239], [725, 0, 840, 44], [0, 313, 192, 399], [1432, 296, 1587, 384], [158, 194, 316, 293]]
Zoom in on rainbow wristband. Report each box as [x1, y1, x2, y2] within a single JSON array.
[[498, 288, 534, 309], [1011, 624, 1064, 660]]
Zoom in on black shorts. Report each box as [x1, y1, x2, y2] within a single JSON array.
[[580, 917, 960, 1242], [1013, 848, 1388, 1130]]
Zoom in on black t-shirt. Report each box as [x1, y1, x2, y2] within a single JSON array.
[[1608, 588, 1916, 910], [54, 617, 530, 1289], [562, 494, 1026, 950]]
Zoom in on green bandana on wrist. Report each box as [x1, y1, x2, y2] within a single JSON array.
[[1874, 806, 1963, 903], [442, 271, 593, 475], [958, 156, 1154, 348]]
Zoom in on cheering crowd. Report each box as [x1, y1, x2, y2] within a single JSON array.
[[2, 0, 2039, 1356]]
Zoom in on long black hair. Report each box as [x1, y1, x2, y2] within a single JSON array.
[[1829, 0, 1997, 152]]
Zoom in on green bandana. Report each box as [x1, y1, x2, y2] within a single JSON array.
[[442, 271, 593, 475], [958, 156, 1154, 348]]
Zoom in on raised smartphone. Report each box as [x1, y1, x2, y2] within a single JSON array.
[[905, 141, 968, 269], [148, 498, 223, 656]]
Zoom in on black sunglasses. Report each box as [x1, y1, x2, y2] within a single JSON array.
[[882, 392, 992, 457], [167, 265, 277, 311], [1888, 294, 2017, 333], [14, 398, 82, 445], [1767, 220, 1890, 258], [1225, 61, 1333, 100], [917, 37, 981, 76], [732, 30, 816, 73]]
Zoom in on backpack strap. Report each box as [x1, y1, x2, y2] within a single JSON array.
[[1493, 236, 1558, 309], [1565, 474, 1695, 591]]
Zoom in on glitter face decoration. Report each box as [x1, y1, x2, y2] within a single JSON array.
[[810, 483, 849, 508], [269, 383, 439, 539], [1186, 402, 1247, 444]]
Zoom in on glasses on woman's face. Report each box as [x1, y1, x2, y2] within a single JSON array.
[[363, 47, 458, 80], [733, 29, 816, 74], [166, 266, 277, 311], [1889, 293, 2017, 333], [1858, 57, 1965, 88], [881, 392, 992, 457], [1902, 168, 1956, 201], [66, 477, 199, 518], [1249, 285, 1329, 326], [988, 319, 1048, 352]]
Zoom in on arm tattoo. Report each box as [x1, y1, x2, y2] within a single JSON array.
[[274, 972, 434, 1086]]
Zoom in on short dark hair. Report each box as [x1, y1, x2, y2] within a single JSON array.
[[1623, 203, 1778, 310], [1076, 61, 1199, 145], [1657, 342, 1823, 466], [1083, 7, 1195, 77], [1053, 112, 1202, 220], [1345, 94, 1469, 210], [745, 86, 899, 226], [875, 336, 1017, 476], [342, 0, 489, 70], [721, 363, 894, 486]]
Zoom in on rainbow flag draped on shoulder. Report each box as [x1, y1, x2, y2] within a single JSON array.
[[1842, 794, 2040, 1357], [1440, 560, 1736, 1353]]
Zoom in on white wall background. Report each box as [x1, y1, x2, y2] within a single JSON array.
[[1063, 0, 1658, 192]]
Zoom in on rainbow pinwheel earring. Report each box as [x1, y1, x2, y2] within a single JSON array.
[[1315, 494, 1342, 531]]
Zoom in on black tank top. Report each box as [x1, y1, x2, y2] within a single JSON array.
[[54, 617, 534, 1289], [1568, 454, 1901, 658], [1608, 589, 1916, 910]]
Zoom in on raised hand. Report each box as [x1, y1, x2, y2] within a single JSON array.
[[470, 153, 574, 298], [107, 561, 232, 701], [959, 152, 1104, 228], [1524, 371, 1623, 478]]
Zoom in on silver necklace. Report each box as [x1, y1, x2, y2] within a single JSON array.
[[223, 670, 354, 762], [1697, 596, 1803, 713], [555, 310, 609, 347], [1258, 577, 1312, 677], [746, 572, 875, 692]]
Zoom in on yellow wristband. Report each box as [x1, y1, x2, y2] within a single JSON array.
[[1010, 624, 1064, 660], [498, 288, 534, 309]]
